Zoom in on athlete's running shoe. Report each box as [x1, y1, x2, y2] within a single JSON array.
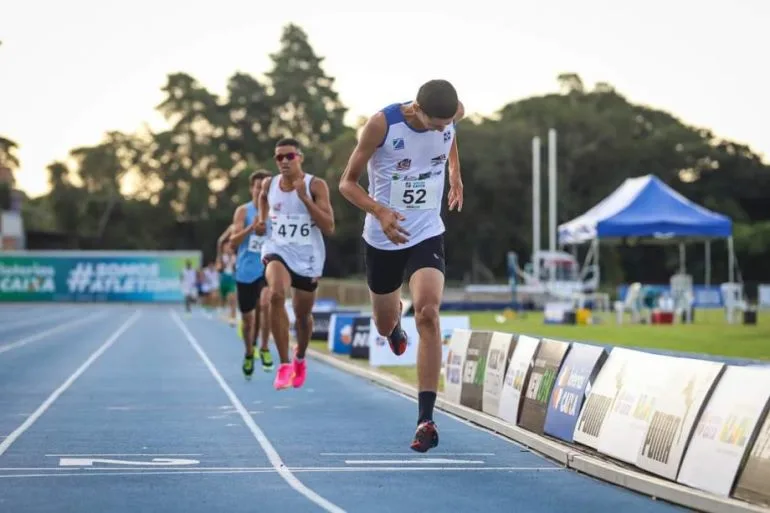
[[273, 363, 294, 390], [410, 420, 439, 453], [260, 348, 274, 372], [242, 354, 254, 377], [387, 301, 408, 356], [292, 355, 307, 388]]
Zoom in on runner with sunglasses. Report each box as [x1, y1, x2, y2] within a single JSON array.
[[258, 138, 335, 391], [229, 170, 274, 378], [338, 79, 465, 452]]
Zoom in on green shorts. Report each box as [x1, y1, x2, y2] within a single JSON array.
[[219, 273, 236, 297]]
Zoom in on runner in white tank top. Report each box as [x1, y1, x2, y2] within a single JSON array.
[[258, 137, 335, 392], [339, 80, 465, 453]]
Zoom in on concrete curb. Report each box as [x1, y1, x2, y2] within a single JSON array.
[[306, 348, 769, 513]]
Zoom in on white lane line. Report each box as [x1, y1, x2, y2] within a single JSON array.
[[45, 453, 203, 457], [0, 311, 107, 355], [0, 465, 556, 472], [171, 311, 346, 513], [345, 458, 484, 465], [0, 309, 82, 332], [0, 466, 561, 479], [0, 311, 141, 457], [321, 452, 494, 456]]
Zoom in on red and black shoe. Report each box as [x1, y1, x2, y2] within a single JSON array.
[[387, 322, 408, 356], [410, 420, 439, 453]]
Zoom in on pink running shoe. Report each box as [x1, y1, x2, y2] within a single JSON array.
[[273, 363, 294, 390], [292, 357, 307, 388]]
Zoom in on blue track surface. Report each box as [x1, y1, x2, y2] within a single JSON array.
[[0, 305, 688, 512]]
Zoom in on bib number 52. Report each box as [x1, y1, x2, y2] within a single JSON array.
[[402, 188, 427, 205]]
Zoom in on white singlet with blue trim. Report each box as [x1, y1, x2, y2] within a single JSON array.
[[363, 102, 455, 250], [261, 173, 326, 278]]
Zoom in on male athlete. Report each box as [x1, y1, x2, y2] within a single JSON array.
[[258, 137, 335, 391], [180, 260, 198, 314], [339, 79, 464, 452], [229, 170, 274, 377]]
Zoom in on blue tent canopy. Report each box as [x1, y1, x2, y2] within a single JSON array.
[[558, 175, 733, 245]]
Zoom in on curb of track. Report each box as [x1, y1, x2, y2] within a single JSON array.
[[306, 348, 768, 513]]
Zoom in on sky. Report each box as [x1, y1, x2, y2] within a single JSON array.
[[1, 0, 767, 198]]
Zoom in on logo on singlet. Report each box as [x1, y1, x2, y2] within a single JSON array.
[[392, 138, 405, 150], [443, 130, 452, 142], [396, 158, 411, 171], [430, 154, 447, 166]]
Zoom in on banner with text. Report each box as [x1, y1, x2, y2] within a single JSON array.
[[543, 343, 608, 443], [497, 335, 541, 426], [677, 365, 770, 496], [482, 332, 517, 418], [0, 251, 201, 303], [518, 339, 571, 435]]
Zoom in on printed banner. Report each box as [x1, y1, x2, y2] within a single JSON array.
[[348, 316, 372, 360], [0, 250, 201, 303], [635, 357, 725, 480], [444, 329, 473, 405], [734, 410, 770, 506], [596, 350, 679, 463], [459, 331, 493, 411], [518, 339, 571, 435], [497, 335, 540, 426], [573, 347, 642, 449], [678, 366, 770, 496], [312, 309, 359, 341], [482, 332, 517, 418], [543, 343, 608, 442], [368, 316, 470, 367], [326, 312, 361, 355]]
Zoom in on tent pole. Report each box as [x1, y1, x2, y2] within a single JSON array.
[[679, 243, 686, 274], [548, 129, 557, 255], [728, 236, 735, 283], [705, 240, 711, 287]]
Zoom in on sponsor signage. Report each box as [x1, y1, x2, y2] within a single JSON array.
[[543, 343, 608, 443], [482, 332, 517, 418], [459, 331, 493, 411], [497, 335, 540, 426], [678, 366, 770, 496], [518, 339, 571, 435]]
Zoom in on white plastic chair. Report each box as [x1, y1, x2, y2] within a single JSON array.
[[720, 282, 748, 324], [614, 282, 642, 324]]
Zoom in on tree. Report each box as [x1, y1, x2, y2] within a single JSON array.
[[266, 23, 348, 153], [0, 136, 20, 171]]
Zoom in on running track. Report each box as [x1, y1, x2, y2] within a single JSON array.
[[0, 305, 687, 512]]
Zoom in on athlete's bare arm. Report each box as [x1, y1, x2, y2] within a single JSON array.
[[216, 226, 231, 254], [300, 177, 335, 235], [447, 100, 465, 212], [340, 112, 409, 244], [258, 177, 271, 226], [229, 205, 252, 247], [338, 113, 389, 218]]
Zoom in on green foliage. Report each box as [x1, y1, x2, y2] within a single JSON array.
[[16, 27, 770, 284]]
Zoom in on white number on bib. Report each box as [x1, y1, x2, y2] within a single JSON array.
[[390, 180, 440, 210], [247, 234, 263, 253], [272, 214, 312, 245]]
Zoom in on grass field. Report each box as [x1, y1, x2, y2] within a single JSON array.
[[309, 308, 770, 391]]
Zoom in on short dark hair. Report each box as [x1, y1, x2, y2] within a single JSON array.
[[416, 79, 458, 119], [275, 137, 301, 151], [250, 170, 271, 185]]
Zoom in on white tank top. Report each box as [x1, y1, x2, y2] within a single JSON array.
[[363, 102, 455, 250], [261, 173, 326, 278], [221, 254, 235, 274]]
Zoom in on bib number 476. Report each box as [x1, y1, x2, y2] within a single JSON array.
[[277, 223, 310, 238]]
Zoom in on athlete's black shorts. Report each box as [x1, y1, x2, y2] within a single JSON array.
[[236, 277, 267, 313], [364, 234, 446, 295], [262, 254, 319, 293]]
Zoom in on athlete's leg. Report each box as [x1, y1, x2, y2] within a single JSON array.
[[235, 281, 259, 377], [256, 282, 273, 371], [365, 242, 410, 355], [264, 256, 294, 390], [290, 284, 315, 389], [404, 235, 446, 452], [259, 285, 271, 352]]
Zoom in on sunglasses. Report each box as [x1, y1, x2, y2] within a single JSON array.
[[274, 152, 299, 162]]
